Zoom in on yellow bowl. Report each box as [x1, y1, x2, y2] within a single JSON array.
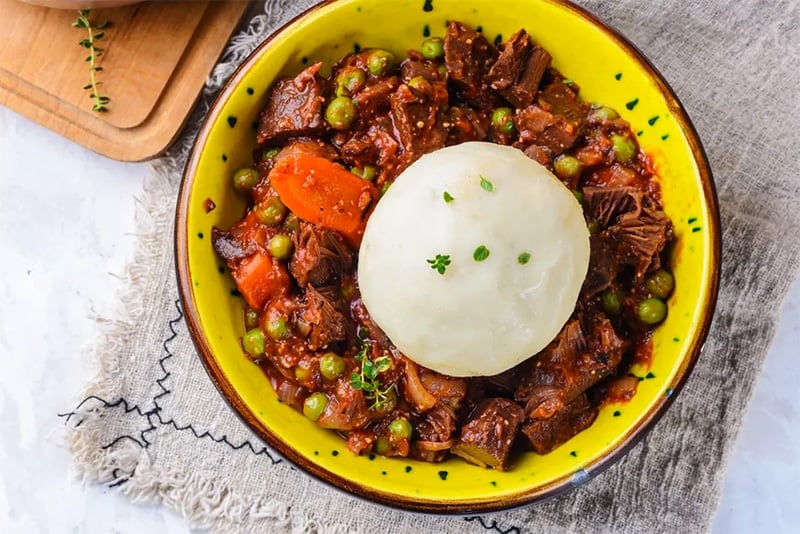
[[176, 0, 720, 513]]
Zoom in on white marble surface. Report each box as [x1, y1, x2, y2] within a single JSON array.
[[0, 103, 798, 533]]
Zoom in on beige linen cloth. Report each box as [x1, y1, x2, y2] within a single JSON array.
[[61, 0, 800, 532]]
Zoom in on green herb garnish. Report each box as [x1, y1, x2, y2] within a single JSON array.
[[518, 252, 531, 264], [426, 254, 451, 274], [473, 245, 490, 262], [479, 175, 494, 192], [350, 341, 395, 411], [443, 191, 454, 203], [73, 10, 110, 113]]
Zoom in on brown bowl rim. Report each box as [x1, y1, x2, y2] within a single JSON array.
[[175, 0, 721, 515]]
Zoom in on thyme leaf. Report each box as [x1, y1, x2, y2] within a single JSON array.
[[473, 245, 490, 262], [350, 340, 395, 411], [426, 253, 451, 275]]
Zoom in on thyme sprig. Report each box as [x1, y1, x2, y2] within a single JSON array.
[[426, 253, 451, 275], [73, 10, 110, 112], [350, 341, 395, 411]]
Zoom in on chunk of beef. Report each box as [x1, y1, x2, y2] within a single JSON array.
[[302, 286, 347, 351], [350, 298, 392, 351], [538, 79, 590, 129], [515, 316, 624, 419], [608, 204, 672, 278], [486, 29, 532, 91], [444, 21, 498, 109], [487, 30, 552, 108], [367, 116, 402, 177], [419, 368, 467, 411], [451, 398, 525, 470], [521, 393, 598, 454], [522, 143, 551, 166], [290, 222, 353, 288], [389, 84, 449, 169], [340, 134, 377, 169], [583, 186, 644, 227], [514, 105, 580, 156], [274, 138, 338, 164], [410, 404, 457, 463], [211, 226, 257, 262], [447, 106, 490, 144], [257, 62, 327, 145], [586, 190, 673, 279], [509, 46, 551, 108], [400, 59, 440, 83], [339, 115, 403, 181], [582, 234, 619, 297], [353, 76, 399, 118], [479, 364, 525, 396]]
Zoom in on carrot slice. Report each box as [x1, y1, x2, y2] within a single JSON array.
[[268, 154, 378, 246], [231, 251, 290, 310]]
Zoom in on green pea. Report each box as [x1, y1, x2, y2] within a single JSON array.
[[351, 165, 378, 181], [645, 269, 674, 299], [587, 220, 601, 235], [407, 75, 428, 92], [601, 289, 622, 315], [320, 352, 346, 380], [254, 197, 287, 226], [554, 155, 583, 180], [241, 328, 265, 356], [366, 49, 395, 76], [244, 308, 259, 330], [283, 213, 299, 233], [325, 96, 357, 130], [335, 68, 366, 97], [420, 37, 444, 59], [341, 281, 357, 300], [589, 105, 619, 122], [268, 234, 294, 260], [374, 436, 391, 455], [266, 317, 290, 340], [638, 298, 667, 325], [437, 64, 448, 79], [572, 189, 585, 204], [491, 107, 515, 134], [303, 392, 328, 421], [295, 365, 312, 382], [611, 134, 636, 163], [388, 418, 412, 439], [261, 147, 280, 161], [232, 168, 259, 193]]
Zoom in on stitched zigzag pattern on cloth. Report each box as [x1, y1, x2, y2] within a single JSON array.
[[61, 0, 800, 532]]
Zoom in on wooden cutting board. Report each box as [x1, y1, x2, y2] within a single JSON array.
[[0, 1, 251, 161]]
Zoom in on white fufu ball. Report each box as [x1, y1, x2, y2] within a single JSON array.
[[357, 142, 590, 377]]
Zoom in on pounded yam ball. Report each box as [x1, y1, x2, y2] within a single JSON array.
[[358, 142, 590, 377]]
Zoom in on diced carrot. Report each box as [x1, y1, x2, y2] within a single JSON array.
[[231, 251, 290, 310], [268, 154, 378, 246]]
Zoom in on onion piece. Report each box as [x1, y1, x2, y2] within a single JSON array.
[[401, 357, 437, 412]]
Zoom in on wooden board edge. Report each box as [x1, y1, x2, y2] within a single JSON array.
[[0, 1, 252, 162]]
